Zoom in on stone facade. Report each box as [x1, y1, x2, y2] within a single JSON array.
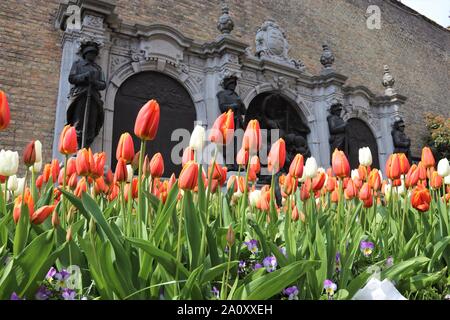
[[0, 0, 449, 166]]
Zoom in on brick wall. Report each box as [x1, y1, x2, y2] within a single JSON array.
[[0, 0, 448, 164]]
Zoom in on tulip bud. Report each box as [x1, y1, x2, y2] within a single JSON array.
[[242, 119, 261, 154], [58, 125, 78, 155], [116, 132, 135, 163], [66, 226, 72, 242], [289, 154, 304, 179], [178, 161, 198, 190], [332, 149, 350, 178], [150, 153, 164, 178], [437, 158, 450, 177], [385, 154, 401, 180], [7, 175, 18, 192], [209, 110, 235, 145], [421, 147, 435, 169], [250, 155, 260, 174], [358, 147, 372, 167], [23, 140, 37, 167], [134, 99, 160, 141], [0, 90, 11, 130], [114, 158, 128, 183], [131, 151, 140, 171], [249, 189, 261, 207], [267, 138, 286, 174], [236, 148, 249, 166], [51, 210, 60, 228], [430, 171, 443, 189], [226, 225, 235, 247], [189, 125, 206, 152], [304, 157, 318, 179], [31, 205, 55, 225], [0, 150, 19, 177]]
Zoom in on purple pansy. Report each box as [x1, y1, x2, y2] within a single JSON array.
[[360, 241, 374, 257], [211, 286, 220, 299], [244, 239, 258, 254], [324, 279, 337, 297], [253, 263, 262, 270], [282, 286, 299, 300], [10, 292, 23, 300], [263, 256, 277, 273], [386, 256, 394, 267], [46, 267, 57, 280], [61, 288, 76, 300], [35, 285, 52, 300], [238, 260, 246, 274]]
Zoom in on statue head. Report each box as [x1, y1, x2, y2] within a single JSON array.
[[222, 76, 238, 91], [329, 99, 343, 117], [393, 117, 406, 132], [80, 41, 100, 62]]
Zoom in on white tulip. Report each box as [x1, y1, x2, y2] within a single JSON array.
[[298, 169, 307, 183], [359, 147, 372, 167], [14, 177, 25, 197], [189, 125, 205, 152], [34, 140, 42, 163], [351, 169, 360, 180], [352, 278, 406, 300], [384, 184, 392, 202], [0, 150, 19, 176], [445, 175, 450, 185], [437, 158, 450, 177], [304, 157, 318, 178], [249, 190, 261, 207], [7, 175, 18, 192], [0, 184, 10, 202], [126, 165, 134, 183], [29, 160, 42, 173]]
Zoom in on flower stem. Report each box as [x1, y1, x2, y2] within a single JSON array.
[[137, 140, 146, 238], [175, 191, 186, 298]]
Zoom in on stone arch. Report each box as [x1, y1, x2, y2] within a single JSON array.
[[100, 59, 207, 167]]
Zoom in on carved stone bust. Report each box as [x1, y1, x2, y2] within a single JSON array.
[[327, 99, 347, 155], [391, 117, 411, 159]]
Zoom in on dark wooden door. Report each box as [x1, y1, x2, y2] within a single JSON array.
[[113, 71, 196, 177], [346, 118, 380, 169]]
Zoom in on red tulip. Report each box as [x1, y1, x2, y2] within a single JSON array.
[[23, 140, 36, 167], [332, 149, 350, 178], [114, 158, 128, 183], [178, 161, 199, 190], [292, 205, 299, 222], [108, 183, 120, 201], [58, 125, 78, 155], [405, 164, 418, 188], [236, 148, 249, 166], [116, 132, 135, 163], [36, 175, 44, 190], [31, 205, 55, 225], [385, 154, 401, 180], [289, 154, 304, 179], [124, 178, 138, 201], [94, 177, 108, 195], [411, 185, 431, 212], [105, 168, 114, 185], [359, 182, 372, 201], [421, 147, 435, 169], [0, 90, 11, 130], [150, 153, 164, 178], [268, 138, 286, 174], [134, 99, 160, 141], [398, 153, 410, 175], [363, 195, 374, 208], [66, 157, 77, 177], [168, 173, 177, 191], [344, 179, 358, 200], [209, 110, 234, 145], [13, 189, 34, 224], [76, 148, 94, 177], [42, 164, 51, 183], [312, 171, 326, 192], [182, 147, 195, 166], [326, 176, 337, 193], [51, 159, 60, 183], [242, 119, 261, 153]]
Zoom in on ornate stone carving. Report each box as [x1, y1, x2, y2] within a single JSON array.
[[83, 14, 104, 29], [110, 55, 130, 75], [320, 44, 335, 72], [217, 1, 234, 35], [382, 65, 396, 96], [270, 76, 290, 91], [255, 20, 305, 71]]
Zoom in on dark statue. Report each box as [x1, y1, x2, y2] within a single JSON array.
[[67, 41, 106, 149], [217, 75, 246, 171], [327, 99, 347, 156], [391, 117, 411, 159]]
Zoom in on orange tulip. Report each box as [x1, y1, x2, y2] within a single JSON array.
[[289, 154, 304, 179], [31, 205, 55, 225], [76, 148, 94, 177], [36, 175, 44, 190], [23, 140, 36, 167], [250, 155, 260, 174], [430, 171, 443, 189], [66, 157, 77, 177], [312, 171, 326, 192], [94, 177, 108, 195], [368, 169, 381, 191], [332, 149, 350, 178], [150, 153, 164, 178], [114, 158, 128, 183], [281, 174, 298, 196], [68, 173, 78, 189], [398, 153, 410, 175], [13, 189, 34, 224], [344, 179, 358, 200], [58, 125, 78, 155], [268, 138, 286, 174], [359, 182, 372, 201], [0, 90, 11, 130], [385, 153, 401, 180], [124, 178, 139, 201], [42, 164, 51, 183], [74, 177, 87, 197], [134, 99, 160, 141], [242, 119, 261, 153], [178, 161, 199, 191], [326, 176, 337, 193], [300, 179, 311, 201], [405, 164, 418, 188], [331, 188, 339, 203], [108, 183, 120, 201], [209, 110, 234, 145], [411, 185, 431, 212], [116, 132, 135, 163], [236, 148, 249, 166], [357, 165, 369, 181], [421, 147, 435, 169]]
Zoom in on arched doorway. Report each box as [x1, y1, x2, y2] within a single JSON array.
[[113, 71, 196, 177], [245, 92, 310, 181], [346, 118, 380, 169]]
